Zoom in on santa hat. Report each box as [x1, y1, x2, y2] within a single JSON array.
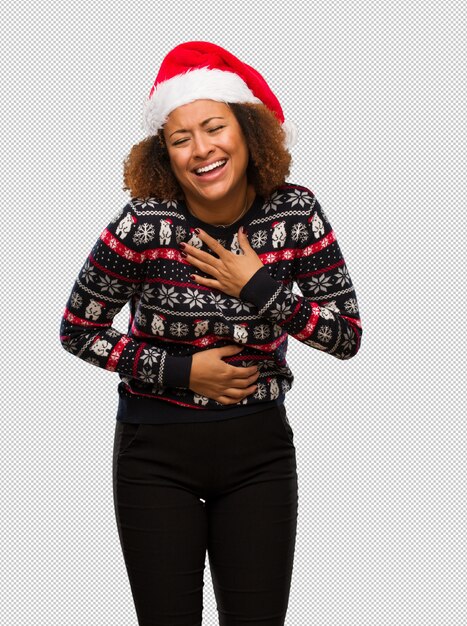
[[141, 41, 297, 150]]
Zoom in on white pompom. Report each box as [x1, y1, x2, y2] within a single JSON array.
[[282, 120, 298, 150]]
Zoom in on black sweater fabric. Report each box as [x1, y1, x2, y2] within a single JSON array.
[[59, 183, 362, 423]]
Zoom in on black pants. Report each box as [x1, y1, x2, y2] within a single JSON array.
[[113, 404, 299, 626]]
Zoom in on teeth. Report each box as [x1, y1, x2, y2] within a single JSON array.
[[195, 159, 226, 174]]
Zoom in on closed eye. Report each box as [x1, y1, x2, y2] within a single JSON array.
[[172, 126, 225, 146]]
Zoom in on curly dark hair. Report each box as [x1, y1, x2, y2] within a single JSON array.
[[122, 102, 292, 201]]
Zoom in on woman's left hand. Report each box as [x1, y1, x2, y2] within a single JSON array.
[[180, 227, 264, 298]]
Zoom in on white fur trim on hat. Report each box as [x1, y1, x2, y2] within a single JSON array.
[[141, 67, 262, 136], [282, 119, 298, 150]]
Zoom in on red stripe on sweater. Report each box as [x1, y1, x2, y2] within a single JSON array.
[[142, 229, 335, 269], [130, 327, 288, 352], [105, 336, 131, 371], [89, 253, 144, 283], [100, 228, 146, 264], [294, 304, 321, 340], [295, 257, 345, 279], [294, 230, 336, 259], [62, 307, 112, 328], [343, 315, 362, 330]]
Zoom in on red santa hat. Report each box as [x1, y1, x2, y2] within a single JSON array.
[[141, 41, 297, 150]]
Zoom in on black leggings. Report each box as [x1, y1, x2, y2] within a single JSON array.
[[113, 404, 298, 626]]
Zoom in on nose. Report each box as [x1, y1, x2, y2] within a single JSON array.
[[192, 132, 214, 159]]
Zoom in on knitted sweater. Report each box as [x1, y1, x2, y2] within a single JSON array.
[[59, 183, 362, 424]]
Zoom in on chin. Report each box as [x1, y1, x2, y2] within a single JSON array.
[[193, 182, 237, 201]]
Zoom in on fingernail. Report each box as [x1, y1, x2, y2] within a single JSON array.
[[194, 228, 200, 234], [181, 251, 187, 258], [241, 226, 247, 234]]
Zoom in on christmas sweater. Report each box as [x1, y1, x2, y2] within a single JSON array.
[[59, 183, 363, 424]]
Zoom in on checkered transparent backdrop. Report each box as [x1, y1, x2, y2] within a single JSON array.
[[2, 1, 466, 624]]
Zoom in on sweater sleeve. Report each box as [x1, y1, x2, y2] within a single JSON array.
[[59, 202, 193, 388], [239, 195, 363, 359]]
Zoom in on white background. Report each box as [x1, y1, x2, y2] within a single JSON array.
[[1, 1, 466, 624]]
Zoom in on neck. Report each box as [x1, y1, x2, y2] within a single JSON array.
[[184, 182, 255, 226]]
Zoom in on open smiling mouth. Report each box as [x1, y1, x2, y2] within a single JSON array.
[[194, 159, 228, 177]]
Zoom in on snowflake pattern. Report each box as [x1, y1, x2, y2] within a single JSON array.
[[140, 284, 156, 301], [214, 322, 230, 335], [140, 367, 156, 383], [70, 291, 82, 309], [175, 225, 187, 243], [291, 222, 308, 243], [317, 325, 332, 343], [270, 301, 293, 322], [140, 347, 161, 367], [132, 197, 159, 209], [158, 284, 180, 307], [344, 298, 359, 314], [262, 193, 284, 214], [229, 299, 256, 315], [303, 273, 333, 294], [161, 199, 179, 209], [286, 189, 314, 208], [253, 324, 270, 339], [170, 321, 189, 337], [207, 292, 230, 310], [62, 337, 79, 354], [250, 230, 268, 249], [334, 266, 351, 287], [253, 382, 268, 400], [133, 223, 155, 245], [182, 288, 207, 309], [95, 275, 124, 296], [282, 284, 299, 305], [341, 328, 356, 352], [81, 260, 97, 284]]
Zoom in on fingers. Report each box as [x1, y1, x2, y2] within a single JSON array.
[[231, 364, 259, 377], [182, 243, 222, 267], [188, 228, 226, 259], [231, 370, 260, 387], [218, 372, 259, 404], [217, 383, 258, 405]]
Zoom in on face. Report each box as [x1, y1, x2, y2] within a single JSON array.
[[162, 99, 250, 206]]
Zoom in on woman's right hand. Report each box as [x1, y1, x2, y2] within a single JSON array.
[[188, 344, 260, 405]]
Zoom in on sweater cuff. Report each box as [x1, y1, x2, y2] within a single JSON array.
[[163, 354, 193, 388], [239, 265, 283, 311]]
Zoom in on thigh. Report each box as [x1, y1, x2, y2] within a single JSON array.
[[206, 407, 299, 626], [113, 422, 208, 626]]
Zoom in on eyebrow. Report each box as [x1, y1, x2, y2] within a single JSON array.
[[169, 117, 225, 138]]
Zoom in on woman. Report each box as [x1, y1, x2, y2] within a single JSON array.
[[60, 41, 363, 626]]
